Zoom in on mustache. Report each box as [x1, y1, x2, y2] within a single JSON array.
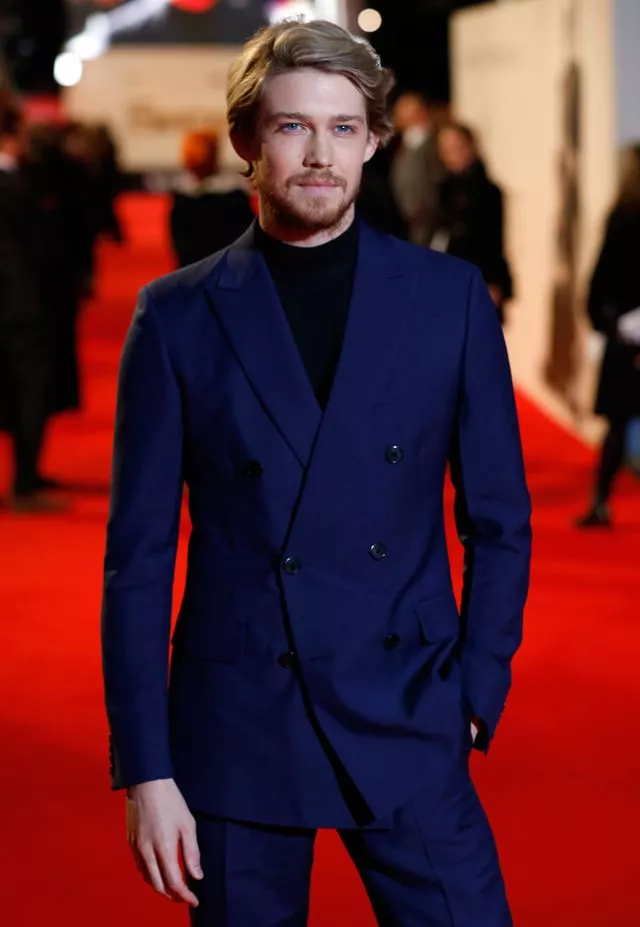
[[287, 172, 347, 189]]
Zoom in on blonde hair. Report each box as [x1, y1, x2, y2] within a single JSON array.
[[616, 144, 640, 208], [227, 19, 395, 176]]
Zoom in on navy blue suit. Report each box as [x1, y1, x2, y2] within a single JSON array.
[[102, 220, 531, 923]]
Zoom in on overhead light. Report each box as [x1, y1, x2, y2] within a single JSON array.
[[66, 29, 107, 62], [54, 52, 83, 88], [266, 1, 315, 22], [358, 8, 382, 33]]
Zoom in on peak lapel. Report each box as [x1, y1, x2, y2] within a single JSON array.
[[318, 222, 416, 440], [205, 227, 322, 469]]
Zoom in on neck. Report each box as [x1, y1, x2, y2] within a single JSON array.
[[258, 203, 356, 248]]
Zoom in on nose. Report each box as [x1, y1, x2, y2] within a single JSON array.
[[303, 131, 334, 169]]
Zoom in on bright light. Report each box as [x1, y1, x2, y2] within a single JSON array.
[[66, 30, 107, 62], [358, 8, 382, 33], [266, 1, 315, 23], [54, 52, 83, 88]]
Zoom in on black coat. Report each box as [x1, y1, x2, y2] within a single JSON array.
[[0, 168, 48, 433], [435, 161, 513, 309], [22, 151, 92, 415], [169, 184, 254, 269], [357, 155, 408, 241], [588, 205, 640, 421]]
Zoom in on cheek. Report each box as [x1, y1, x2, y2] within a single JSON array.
[[260, 139, 301, 182], [341, 143, 370, 181]]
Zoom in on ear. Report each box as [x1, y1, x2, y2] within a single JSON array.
[[230, 130, 257, 168], [363, 131, 380, 164]]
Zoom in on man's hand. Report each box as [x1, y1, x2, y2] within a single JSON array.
[[126, 778, 202, 907]]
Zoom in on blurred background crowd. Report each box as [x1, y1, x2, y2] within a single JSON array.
[[0, 0, 638, 524], [0, 99, 124, 510]]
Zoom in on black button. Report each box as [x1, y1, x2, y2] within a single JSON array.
[[369, 542, 388, 561], [383, 633, 400, 651], [241, 460, 263, 479], [278, 651, 297, 669], [385, 445, 404, 464], [282, 555, 301, 575]]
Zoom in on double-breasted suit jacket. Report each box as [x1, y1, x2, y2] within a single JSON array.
[[102, 220, 532, 828]]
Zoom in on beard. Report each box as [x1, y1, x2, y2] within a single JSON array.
[[256, 169, 360, 233]]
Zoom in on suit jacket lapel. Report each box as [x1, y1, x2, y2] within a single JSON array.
[[204, 221, 414, 471], [319, 221, 416, 438], [205, 224, 322, 469]]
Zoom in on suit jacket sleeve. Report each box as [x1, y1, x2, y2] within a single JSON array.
[[101, 286, 183, 789], [449, 268, 532, 750]]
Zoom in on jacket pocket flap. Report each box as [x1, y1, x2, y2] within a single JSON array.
[[414, 590, 460, 645]]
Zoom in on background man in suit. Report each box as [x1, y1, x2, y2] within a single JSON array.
[[102, 19, 532, 925], [390, 91, 443, 248], [0, 106, 61, 510]]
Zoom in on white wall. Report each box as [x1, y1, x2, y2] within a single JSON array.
[[64, 46, 244, 172], [451, 0, 616, 440]]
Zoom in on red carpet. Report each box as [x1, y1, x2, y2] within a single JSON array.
[[1, 195, 639, 925]]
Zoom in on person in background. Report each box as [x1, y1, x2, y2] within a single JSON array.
[[22, 122, 91, 422], [433, 122, 513, 324], [0, 107, 62, 511], [390, 91, 442, 247], [58, 121, 102, 300], [91, 123, 126, 244], [169, 129, 254, 268], [576, 144, 640, 528], [356, 143, 408, 240]]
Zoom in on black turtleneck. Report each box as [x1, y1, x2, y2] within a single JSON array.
[[256, 220, 359, 410]]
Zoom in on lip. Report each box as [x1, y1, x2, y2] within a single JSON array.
[[297, 182, 340, 189]]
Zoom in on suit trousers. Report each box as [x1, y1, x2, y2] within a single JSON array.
[[0, 336, 47, 495], [187, 767, 512, 927]]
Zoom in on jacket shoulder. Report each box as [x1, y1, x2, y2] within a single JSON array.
[[385, 232, 478, 286], [145, 248, 227, 307]]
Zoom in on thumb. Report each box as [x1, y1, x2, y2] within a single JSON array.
[[181, 822, 203, 880]]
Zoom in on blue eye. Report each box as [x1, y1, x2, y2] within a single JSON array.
[[280, 123, 303, 133], [335, 125, 355, 135]]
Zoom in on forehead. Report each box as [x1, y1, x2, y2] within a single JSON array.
[[440, 129, 468, 146], [395, 95, 424, 118], [260, 68, 367, 120]]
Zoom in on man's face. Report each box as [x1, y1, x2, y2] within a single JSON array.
[[393, 94, 429, 132], [244, 68, 378, 233]]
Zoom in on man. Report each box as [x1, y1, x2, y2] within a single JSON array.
[[390, 91, 443, 248], [0, 106, 61, 511], [102, 19, 531, 926]]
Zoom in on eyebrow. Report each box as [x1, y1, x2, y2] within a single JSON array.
[[266, 111, 366, 125]]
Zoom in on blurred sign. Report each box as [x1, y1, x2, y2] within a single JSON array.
[[64, 0, 267, 48], [63, 45, 243, 170]]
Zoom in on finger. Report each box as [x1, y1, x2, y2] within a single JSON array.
[[181, 822, 204, 881], [157, 845, 200, 907], [144, 850, 172, 900], [131, 846, 153, 886]]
